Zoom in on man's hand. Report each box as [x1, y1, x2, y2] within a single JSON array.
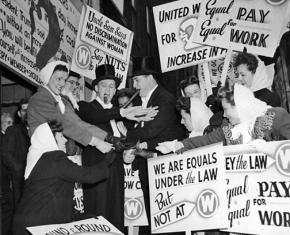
[[89, 137, 114, 153], [120, 106, 159, 122]]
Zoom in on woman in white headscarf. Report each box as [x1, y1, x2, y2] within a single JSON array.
[[158, 81, 290, 153], [13, 121, 109, 235], [234, 52, 280, 107]]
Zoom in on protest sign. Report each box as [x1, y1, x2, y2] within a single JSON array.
[[71, 5, 133, 88], [27, 217, 123, 235], [152, 0, 227, 73], [0, 0, 80, 85], [223, 140, 290, 235], [148, 142, 228, 233], [124, 164, 148, 227], [193, 0, 290, 57]]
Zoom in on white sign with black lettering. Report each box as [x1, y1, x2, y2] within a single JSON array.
[[148, 142, 228, 233]]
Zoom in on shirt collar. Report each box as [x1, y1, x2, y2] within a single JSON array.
[[96, 96, 113, 109], [142, 85, 158, 103]]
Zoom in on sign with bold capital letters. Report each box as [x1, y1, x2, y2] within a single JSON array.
[[152, 0, 227, 73], [223, 140, 290, 235], [71, 5, 134, 89], [147, 142, 228, 233], [192, 0, 290, 57], [27, 217, 124, 235]]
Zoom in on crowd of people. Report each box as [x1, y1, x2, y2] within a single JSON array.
[[1, 52, 290, 235]]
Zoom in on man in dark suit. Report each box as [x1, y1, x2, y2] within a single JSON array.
[[127, 57, 186, 235], [78, 64, 157, 232]]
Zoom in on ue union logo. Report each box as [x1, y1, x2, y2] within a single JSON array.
[[275, 142, 290, 176], [75, 44, 91, 69], [197, 189, 219, 218], [124, 198, 143, 220]]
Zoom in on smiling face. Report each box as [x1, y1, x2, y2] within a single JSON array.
[[55, 132, 67, 152], [65, 75, 79, 94], [48, 70, 68, 95], [222, 98, 241, 126], [180, 109, 193, 132], [95, 79, 116, 104], [236, 64, 255, 88]]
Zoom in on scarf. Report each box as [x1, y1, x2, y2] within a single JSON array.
[[230, 84, 271, 144], [189, 97, 213, 137], [25, 123, 59, 179]]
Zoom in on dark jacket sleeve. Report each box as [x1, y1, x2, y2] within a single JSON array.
[[53, 154, 109, 184], [127, 94, 176, 147], [273, 108, 290, 139], [1, 129, 23, 173], [78, 101, 122, 125], [181, 127, 225, 149]]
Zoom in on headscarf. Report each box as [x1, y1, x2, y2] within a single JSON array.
[[250, 56, 273, 92], [189, 97, 213, 137], [39, 60, 69, 85], [25, 123, 59, 179], [230, 84, 271, 143]]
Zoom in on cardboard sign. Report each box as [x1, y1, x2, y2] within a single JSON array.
[[193, 0, 290, 57], [27, 217, 123, 235], [147, 142, 228, 233], [71, 5, 133, 88], [152, 0, 227, 73], [124, 164, 148, 227], [0, 0, 80, 85], [223, 140, 290, 235]]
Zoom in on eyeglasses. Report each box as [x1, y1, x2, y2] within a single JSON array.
[[66, 80, 80, 87]]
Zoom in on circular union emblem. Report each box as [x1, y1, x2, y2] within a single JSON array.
[[275, 142, 290, 176], [124, 198, 143, 220], [266, 0, 287, 5], [75, 44, 91, 69], [196, 189, 219, 218]]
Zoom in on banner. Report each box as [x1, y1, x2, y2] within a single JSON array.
[[71, 5, 134, 88], [147, 142, 228, 233], [223, 140, 290, 235], [193, 0, 290, 57], [124, 164, 148, 227], [27, 217, 123, 235], [0, 0, 80, 85], [152, 0, 227, 73]]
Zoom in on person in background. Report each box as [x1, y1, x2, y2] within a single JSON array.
[[2, 99, 30, 209], [62, 70, 81, 110], [1, 113, 13, 134], [27, 60, 113, 154], [1, 113, 14, 235], [13, 121, 109, 235], [179, 75, 202, 98], [234, 52, 281, 107]]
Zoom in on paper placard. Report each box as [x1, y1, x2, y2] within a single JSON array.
[[148, 142, 228, 233], [223, 140, 290, 235], [71, 5, 133, 88], [152, 0, 227, 73]]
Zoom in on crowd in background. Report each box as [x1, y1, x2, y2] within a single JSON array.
[[1, 51, 290, 235]]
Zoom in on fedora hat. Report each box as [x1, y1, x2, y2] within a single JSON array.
[[131, 56, 159, 77], [92, 64, 121, 88]]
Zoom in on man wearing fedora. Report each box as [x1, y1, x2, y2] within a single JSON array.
[[126, 56, 186, 234], [77, 64, 157, 232]]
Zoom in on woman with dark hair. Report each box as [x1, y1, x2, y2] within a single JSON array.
[[158, 81, 290, 153], [234, 52, 280, 107], [179, 75, 202, 99], [13, 121, 109, 235]]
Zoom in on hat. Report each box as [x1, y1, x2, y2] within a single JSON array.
[[92, 64, 121, 88], [131, 56, 159, 77], [115, 88, 136, 100], [39, 61, 69, 85]]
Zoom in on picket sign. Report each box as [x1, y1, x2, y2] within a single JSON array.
[[220, 49, 232, 86], [202, 62, 213, 97]]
